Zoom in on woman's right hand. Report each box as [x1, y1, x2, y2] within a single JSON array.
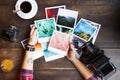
[[66, 43, 77, 61]]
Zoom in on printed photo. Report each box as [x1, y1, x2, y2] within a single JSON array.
[[72, 34, 86, 53], [56, 25, 73, 34], [48, 31, 70, 56], [21, 38, 28, 49], [73, 18, 97, 41], [45, 5, 66, 20], [56, 8, 78, 28], [21, 39, 43, 60], [85, 18, 101, 44], [34, 18, 56, 42], [41, 42, 64, 62], [71, 34, 86, 59]]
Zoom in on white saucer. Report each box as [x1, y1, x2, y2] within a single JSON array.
[[15, 0, 38, 19]]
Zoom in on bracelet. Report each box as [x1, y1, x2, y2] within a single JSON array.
[[26, 44, 35, 52]]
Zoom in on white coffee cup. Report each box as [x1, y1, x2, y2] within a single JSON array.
[[15, 0, 38, 19]]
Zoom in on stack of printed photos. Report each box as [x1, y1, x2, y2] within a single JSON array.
[[21, 5, 101, 62]]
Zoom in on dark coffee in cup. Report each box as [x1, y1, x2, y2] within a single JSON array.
[[20, 1, 32, 13]]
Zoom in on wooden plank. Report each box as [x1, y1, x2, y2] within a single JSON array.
[[0, 48, 22, 80], [0, 72, 19, 80], [104, 49, 120, 70], [33, 70, 83, 80], [0, 48, 23, 70]]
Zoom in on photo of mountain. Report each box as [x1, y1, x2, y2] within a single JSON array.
[[56, 8, 78, 28], [56, 25, 73, 34], [73, 19, 97, 41], [57, 16, 75, 28]]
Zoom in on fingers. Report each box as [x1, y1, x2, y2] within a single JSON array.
[[35, 30, 38, 42], [30, 26, 36, 35], [69, 43, 75, 51]]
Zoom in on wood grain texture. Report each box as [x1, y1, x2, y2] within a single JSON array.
[[0, 0, 120, 80]]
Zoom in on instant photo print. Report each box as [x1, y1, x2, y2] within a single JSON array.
[[48, 31, 70, 56], [56, 8, 78, 35], [56, 8, 78, 29], [45, 5, 66, 20], [80, 42, 116, 80], [71, 34, 86, 59], [84, 18, 101, 44], [34, 18, 56, 42], [73, 18, 97, 42], [41, 42, 64, 62]]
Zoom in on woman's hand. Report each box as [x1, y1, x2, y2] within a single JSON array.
[[66, 43, 77, 61], [28, 26, 38, 45]]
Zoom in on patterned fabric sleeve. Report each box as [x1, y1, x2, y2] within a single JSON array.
[[19, 69, 33, 80], [87, 74, 101, 80]]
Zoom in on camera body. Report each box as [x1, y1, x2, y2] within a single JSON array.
[[80, 42, 116, 80], [0, 25, 19, 42]]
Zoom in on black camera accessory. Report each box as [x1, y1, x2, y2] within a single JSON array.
[[97, 62, 116, 80], [80, 42, 104, 64], [26, 44, 35, 52], [0, 25, 19, 42], [80, 42, 116, 80]]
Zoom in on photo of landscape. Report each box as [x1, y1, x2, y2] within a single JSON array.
[[56, 25, 73, 34], [73, 19, 97, 41], [85, 18, 101, 44], [56, 8, 78, 28], [57, 15, 75, 28]]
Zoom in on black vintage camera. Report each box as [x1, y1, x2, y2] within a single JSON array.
[[0, 25, 19, 42], [80, 42, 116, 80]]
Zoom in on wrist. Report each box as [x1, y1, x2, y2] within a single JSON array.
[[28, 41, 35, 46], [71, 57, 78, 63], [26, 44, 35, 52]]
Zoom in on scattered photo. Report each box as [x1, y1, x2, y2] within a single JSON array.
[[71, 34, 86, 59], [56, 8, 78, 29], [72, 34, 86, 53], [85, 19, 101, 44], [21, 38, 28, 49], [42, 42, 64, 62], [45, 5, 66, 20], [56, 25, 73, 34], [73, 18, 97, 41], [21, 39, 43, 60], [48, 31, 70, 56], [34, 18, 56, 42]]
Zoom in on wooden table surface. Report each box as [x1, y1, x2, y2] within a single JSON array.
[[0, 0, 120, 80]]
